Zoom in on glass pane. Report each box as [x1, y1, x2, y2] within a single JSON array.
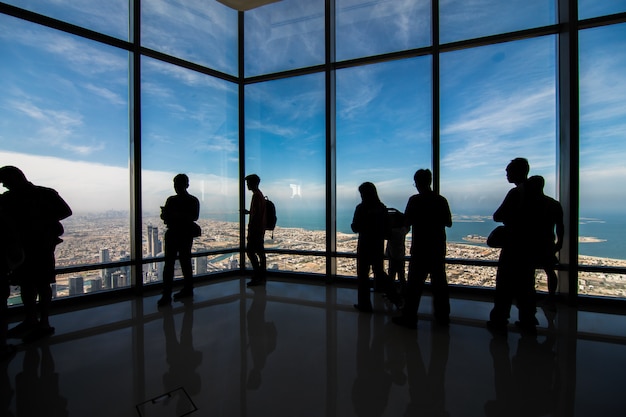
[[141, 56, 240, 275], [439, 0, 556, 44], [245, 73, 326, 271], [244, 0, 325, 77], [2, 0, 129, 40], [579, 24, 626, 298], [336, 57, 432, 276], [0, 15, 130, 297], [335, 0, 431, 61], [440, 36, 557, 289], [579, 0, 626, 20], [142, 0, 238, 75]]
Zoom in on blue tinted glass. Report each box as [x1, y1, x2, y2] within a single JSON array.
[[440, 0, 556, 43], [440, 36, 557, 245], [141, 57, 239, 253], [0, 14, 130, 289], [2, 0, 129, 40], [142, 0, 238, 75], [245, 74, 326, 258], [244, 0, 325, 76], [335, 0, 431, 61], [579, 0, 626, 20], [579, 24, 626, 278]]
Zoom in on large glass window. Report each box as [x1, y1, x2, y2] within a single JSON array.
[[0, 14, 130, 298], [244, 0, 325, 77], [336, 58, 432, 276], [439, 0, 556, 44], [142, 0, 238, 76], [335, 0, 431, 62], [2, 0, 129, 40], [245, 74, 326, 273], [440, 36, 557, 288], [578, 24, 626, 298], [141, 57, 239, 283], [578, 0, 626, 20]]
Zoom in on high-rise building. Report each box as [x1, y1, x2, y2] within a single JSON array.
[[147, 225, 161, 257], [194, 256, 208, 276], [69, 276, 84, 296], [100, 248, 110, 281]]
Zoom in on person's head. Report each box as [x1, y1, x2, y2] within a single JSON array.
[[358, 182, 381, 204], [413, 169, 432, 193], [173, 173, 189, 194], [245, 174, 261, 191], [0, 166, 28, 191], [527, 175, 545, 196], [505, 158, 529, 185]]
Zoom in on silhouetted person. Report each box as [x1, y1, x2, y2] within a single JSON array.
[[1, 203, 22, 359], [162, 300, 202, 414], [246, 286, 277, 390], [487, 158, 537, 335], [393, 169, 452, 328], [0, 166, 71, 342], [244, 174, 267, 287], [158, 174, 200, 307], [351, 182, 397, 312], [385, 209, 408, 295], [526, 175, 564, 308]]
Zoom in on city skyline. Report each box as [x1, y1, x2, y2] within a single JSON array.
[[1, 2, 625, 261]]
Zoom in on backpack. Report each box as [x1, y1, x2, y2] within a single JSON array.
[[385, 208, 405, 240], [265, 197, 277, 237]]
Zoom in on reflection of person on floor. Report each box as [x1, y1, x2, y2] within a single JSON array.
[[162, 300, 202, 415], [403, 323, 450, 417], [351, 312, 393, 417], [15, 345, 68, 416], [246, 286, 277, 390], [485, 334, 557, 417]]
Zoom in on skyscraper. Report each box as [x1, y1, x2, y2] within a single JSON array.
[[147, 225, 161, 257], [100, 248, 110, 281], [69, 276, 84, 296]]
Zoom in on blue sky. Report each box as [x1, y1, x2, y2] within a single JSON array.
[[1, 0, 625, 224]]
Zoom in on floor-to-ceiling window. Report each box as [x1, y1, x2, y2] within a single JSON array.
[[440, 36, 557, 289], [2, 0, 625, 302], [578, 22, 626, 298], [0, 11, 130, 302]]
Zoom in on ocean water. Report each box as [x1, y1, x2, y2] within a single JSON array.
[[214, 210, 626, 261]]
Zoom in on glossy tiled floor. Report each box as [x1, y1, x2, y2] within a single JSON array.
[[3, 278, 626, 417]]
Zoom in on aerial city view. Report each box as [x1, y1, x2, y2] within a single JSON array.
[[8, 211, 622, 304]]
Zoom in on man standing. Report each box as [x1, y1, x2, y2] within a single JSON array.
[[158, 174, 200, 307], [244, 174, 267, 287], [393, 169, 452, 328], [487, 158, 537, 334], [0, 166, 72, 342], [526, 175, 564, 309]]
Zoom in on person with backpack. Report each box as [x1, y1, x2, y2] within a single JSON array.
[[351, 182, 399, 312], [244, 174, 267, 287], [0, 166, 72, 342]]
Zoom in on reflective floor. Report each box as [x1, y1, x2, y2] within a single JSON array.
[[3, 278, 626, 417]]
